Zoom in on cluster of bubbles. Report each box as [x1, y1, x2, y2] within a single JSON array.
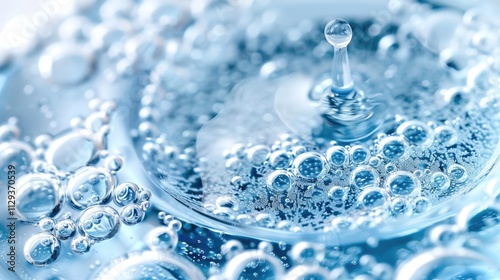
[[0, 99, 152, 267], [192, 0, 500, 232]]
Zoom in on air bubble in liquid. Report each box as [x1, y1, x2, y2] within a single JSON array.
[[15, 174, 64, 222], [77, 206, 121, 242], [447, 164, 468, 183], [352, 166, 380, 189], [266, 170, 294, 191], [24, 233, 61, 267], [386, 171, 420, 197], [292, 152, 329, 181], [379, 136, 409, 160], [397, 120, 434, 148], [67, 167, 115, 209], [326, 146, 348, 167]]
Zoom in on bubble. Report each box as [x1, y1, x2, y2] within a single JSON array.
[[351, 166, 379, 189], [45, 131, 100, 173], [266, 170, 294, 192], [145, 226, 178, 251], [434, 125, 458, 146], [447, 164, 468, 183], [328, 186, 348, 202], [331, 216, 356, 231], [221, 240, 244, 260], [15, 174, 64, 222], [225, 157, 241, 173], [71, 236, 91, 254], [39, 218, 55, 232], [105, 155, 123, 172], [24, 233, 60, 267], [430, 172, 451, 191], [55, 219, 77, 240], [358, 187, 389, 209], [396, 120, 433, 147], [390, 198, 412, 216], [0, 141, 35, 171], [90, 19, 133, 50], [379, 136, 409, 160], [120, 204, 145, 225], [216, 196, 239, 211], [292, 152, 329, 181], [324, 18, 353, 48], [326, 146, 348, 167], [77, 206, 121, 242], [246, 145, 270, 166], [412, 197, 431, 214], [255, 213, 275, 228], [113, 182, 139, 206], [394, 247, 500, 280], [350, 145, 370, 165], [386, 171, 420, 197], [289, 242, 325, 264], [67, 167, 115, 209], [457, 203, 500, 238], [39, 42, 95, 85], [269, 150, 292, 169]]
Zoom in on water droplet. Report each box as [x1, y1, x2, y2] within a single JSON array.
[[269, 150, 292, 169], [246, 145, 270, 166], [324, 18, 353, 48]]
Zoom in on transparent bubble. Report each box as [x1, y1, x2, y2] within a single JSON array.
[[434, 125, 458, 146], [39, 42, 95, 85], [430, 172, 451, 191], [269, 150, 292, 169], [55, 219, 77, 240], [266, 170, 294, 192], [15, 174, 64, 222], [324, 18, 353, 48], [292, 152, 329, 181], [457, 203, 500, 237], [351, 166, 379, 189], [379, 136, 409, 160], [328, 186, 348, 202], [350, 145, 370, 165], [397, 120, 433, 147], [412, 197, 431, 214], [24, 233, 60, 267], [77, 206, 121, 241], [386, 171, 420, 197], [326, 146, 348, 167], [113, 182, 139, 206], [390, 198, 412, 216], [246, 145, 270, 166], [145, 226, 178, 251], [120, 204, 145, 225], [358, 187, 389, 209], [447, 164, 468, 183], [45, 130, 99, 173], [289, 242, 325, 264], [71, 236, 91, 254], [67, 167, 115, 209], [221, 240, 244, 260]]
